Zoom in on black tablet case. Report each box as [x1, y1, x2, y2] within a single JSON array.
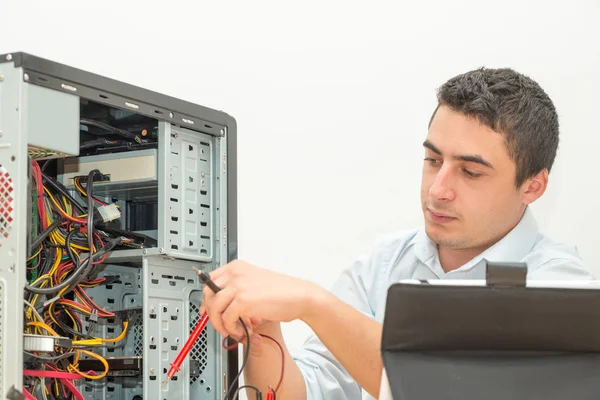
[[381, 282, 600, 400]]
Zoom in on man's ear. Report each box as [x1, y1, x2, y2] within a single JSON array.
[[521, 169, 549, 205]]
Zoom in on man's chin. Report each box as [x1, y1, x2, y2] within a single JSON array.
[[425, 227, 463, 248]]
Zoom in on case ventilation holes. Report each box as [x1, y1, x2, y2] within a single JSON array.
[[189, 303, 208, 385], [132, 314, 144, 357], [0, 165, 14, 247]]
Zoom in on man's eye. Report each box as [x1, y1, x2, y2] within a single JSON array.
[[424, 157, 439, 165], [463, 169, 481, 178]]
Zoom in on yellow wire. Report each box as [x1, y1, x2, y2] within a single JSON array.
[[27, 245, 43, 262], [43, 188, 71, 218], [102, 321, 129, 343], [27, 248, 62, 320], [55, 301, 91, 316], [68, 350, 109, 380], [27, 321, 60, 337]]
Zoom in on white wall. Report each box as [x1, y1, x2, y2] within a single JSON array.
[[2, 0, 599, 390]]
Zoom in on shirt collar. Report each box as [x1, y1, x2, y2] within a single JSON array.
[[410, 207, 539, 275]]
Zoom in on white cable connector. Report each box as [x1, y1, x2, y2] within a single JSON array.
[[96, 204, 121, 222]]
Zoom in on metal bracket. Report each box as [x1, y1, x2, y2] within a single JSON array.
[[190, 359, 201, 378], [5, 386, 24, 400], [485, 259, 527, 287]]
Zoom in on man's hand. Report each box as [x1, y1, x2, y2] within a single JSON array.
[[200, 260, 323, 340]]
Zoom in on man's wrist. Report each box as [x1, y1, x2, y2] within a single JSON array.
[[299, 281, 334, 324]]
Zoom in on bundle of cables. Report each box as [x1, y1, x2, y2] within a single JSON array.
[[23, 161, 130, 399]]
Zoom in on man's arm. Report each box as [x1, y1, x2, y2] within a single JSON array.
[[302, 288, 384, 397], [243, 322, 307, 399], [202, 260, 384, 399], [242, 290, 383, 399]]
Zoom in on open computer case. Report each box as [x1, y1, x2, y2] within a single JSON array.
[[0, 52, 238, 400]]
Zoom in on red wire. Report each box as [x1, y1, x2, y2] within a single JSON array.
[[75, 177, 107, 206], [259, 334, 285, 394], [22, 388, 36, 400], [32, 161, 47, 230], [221, 333, 285, 395]]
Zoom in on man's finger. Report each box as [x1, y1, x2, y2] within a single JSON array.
[[222, 298, 247, 338], [207, 287, 236, 337], [208, 261, 234, 281]]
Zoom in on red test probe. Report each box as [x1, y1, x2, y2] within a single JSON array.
[[163, 268, 220, 386]]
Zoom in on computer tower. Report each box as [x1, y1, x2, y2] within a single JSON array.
[[0, 52, 238, 399]]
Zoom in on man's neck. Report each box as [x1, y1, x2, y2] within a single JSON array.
[[438, 246, 487, 273]]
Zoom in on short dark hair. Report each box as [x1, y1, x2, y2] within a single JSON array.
[[432, 67, 559, 187]]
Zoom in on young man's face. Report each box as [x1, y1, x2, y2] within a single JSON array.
[[420, 105, 540, 251]]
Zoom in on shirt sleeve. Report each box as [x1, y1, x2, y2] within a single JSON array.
[[527, 258, 596, 280], [291, 242, 384, 400]]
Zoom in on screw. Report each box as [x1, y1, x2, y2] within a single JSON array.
[[169, 112, 174, 118], [159, 247, 165, 253], [150, 336, 155, 343], [6, 54, 12, 61], [23, 73, 29, 81], [0, 75, 4, 82], [150, 306, 156, 313], [150, 368, 155, 375], [220, 129, 225, 135], [0, 130, 3, 137], [201, 172, 206, 177]]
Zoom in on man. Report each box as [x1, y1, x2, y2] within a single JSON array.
[[202, 67, 595, 400]]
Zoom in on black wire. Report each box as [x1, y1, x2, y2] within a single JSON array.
[[37, 245, 54, 277], [24, 240, 119, 294], [23, 351, 76, 363], [232, 385, 262, 400], [41, 173, 86, 214], [65, 230, 81, 269], [224, 318, 253, 400], [47, 303, 92, 339], [80, 119, 138, 140], [86, 171, 98, 260], [75, 176, 109, 207], [31, 218, 62, 251]]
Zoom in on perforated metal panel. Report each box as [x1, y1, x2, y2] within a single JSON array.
[[0, 165, 14, 246], [159, 122, 215, 263], [189, 302, 208, 384], [133, 314, 144, 357]]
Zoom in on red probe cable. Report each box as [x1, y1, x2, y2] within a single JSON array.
[[164, 268, 219, 386], [164, 313, 209, 385]]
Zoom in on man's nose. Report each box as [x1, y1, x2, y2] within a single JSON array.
[[429, 166, 456, 202]]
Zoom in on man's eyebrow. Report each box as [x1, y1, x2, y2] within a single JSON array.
[[423, 140, 441, 155], [456, 154, 493, 169], [423, 140, 494, 169]]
